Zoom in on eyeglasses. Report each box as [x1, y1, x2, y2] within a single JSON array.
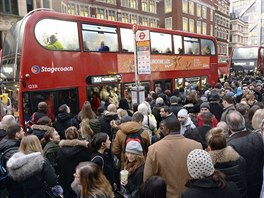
[[73, 173, 80, 178]]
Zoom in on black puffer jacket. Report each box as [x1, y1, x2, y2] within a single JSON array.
[[227, 130, 264, 198], [57, 139, 91, 198], [209, 146, 247, 198], [182, 177, 240, 198], [54, 112, 79, 139], [99, 111, 118, 140], [0, 138, 20, 166]]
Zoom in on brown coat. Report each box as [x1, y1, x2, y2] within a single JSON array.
[[111, 121, 150, 168], [144, 134, 202, 198]]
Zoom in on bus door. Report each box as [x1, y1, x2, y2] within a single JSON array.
[[22, 88, 79, 124], [154, 79, 172, 93]]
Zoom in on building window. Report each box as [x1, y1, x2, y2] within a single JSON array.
[[122, 13, 129, 23], [149, 18, 156, 27], [97, 8, 105, 19], [130, 0, 137, 9], [165, 17, 172, 29], [189, 19, 194, 33], [121, 0, 129, 7], [68, 3, 76, 15], [108, 10, 116, 21], [61, 2, 67, 13], [189, 1, 194, 15], [43, 0, 50, 8], [150, 0, 155, 13], [197, 4, 201, 17], [202, 22, 207, 35], [202, 6, 207, 19], [210, 9, 213, 21], [80, 5, 89, 16], [142, 17, 148, 26], [183, 17, 188, 32], [182, 0, 188, 13], [131, 14, 138, 24], [197, 21, 201, 34], [165, 0, 172, 13], [107, 0, 116, 4], [142, 0, 148, 12], [210, 24, 213, 36]]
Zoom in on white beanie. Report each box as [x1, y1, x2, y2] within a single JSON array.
[[138, 103, 148, 116], [187, 149, 215, 179], [125, 141, 143, 155], [177, 109, 188, 118]]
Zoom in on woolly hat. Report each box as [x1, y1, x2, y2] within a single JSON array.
[[177, 109, 188, 118], [138, 103, 148, 116], [170, 96, 180, 104], [209, 93, 220, 101], [125, 141, 143, 155], [187, 149, 215, 179], [200, 102, 210, 110]]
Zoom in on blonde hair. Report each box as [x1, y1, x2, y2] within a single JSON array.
[[252, 109, 264, 130], [19, 135, 43, 154], [79, 118, 94, 140], [65, 126, 80, 140]]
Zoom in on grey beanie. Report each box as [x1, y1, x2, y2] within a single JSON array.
[[170, 96, 180, 104], [125, 141, 143, 155], [200, 102, 210, 110], [187, 149, 215, 179]]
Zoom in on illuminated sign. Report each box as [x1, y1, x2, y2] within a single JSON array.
[[86, 74, 122, 84]]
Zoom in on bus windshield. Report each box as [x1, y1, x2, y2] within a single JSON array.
[[232, 47, 258, 59]]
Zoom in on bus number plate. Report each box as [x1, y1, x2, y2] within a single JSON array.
[[28, 84, 38, 89]]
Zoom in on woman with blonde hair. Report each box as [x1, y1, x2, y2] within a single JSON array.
[[7, 135, 60, 198], [77, 162, 114, 198]]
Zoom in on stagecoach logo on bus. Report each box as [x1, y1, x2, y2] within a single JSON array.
[[31, 65, 74, 74]]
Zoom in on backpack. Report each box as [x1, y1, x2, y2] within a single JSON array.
[[0, 147, 17, 189], [123, 128, 145, 154]]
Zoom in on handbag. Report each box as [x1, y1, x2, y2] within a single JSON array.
[[45, 185, 63, 198]]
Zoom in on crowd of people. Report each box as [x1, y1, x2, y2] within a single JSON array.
[[1, 76, 264, 198]]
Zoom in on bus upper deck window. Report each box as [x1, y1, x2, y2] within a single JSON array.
[[150, 32, 172, 54], [201, 39, 215, 55], [120, 28, 134, 53], [82, 24, 118, 52], [35, 19, 80, 51], [173, 35, 183, 54]]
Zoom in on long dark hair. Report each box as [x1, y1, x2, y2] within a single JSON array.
[[88, 132, 108, 151], [138, 176, 167, 198]]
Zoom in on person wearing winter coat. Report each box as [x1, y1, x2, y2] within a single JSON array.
[[54, 104, 79, 139], [177, 109, 196, 135], [42, 127, 61, 174], [207, 127, 247, 198], [7, 135, 60, 198], [182, 149, 240, 198], [57, 126, 91, 198], [121, 141, 145, 196], [30, 116, 53, 140], [89, 132, 115, 188]]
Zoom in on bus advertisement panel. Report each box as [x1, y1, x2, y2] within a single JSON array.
[[1, 10, 218, 126]]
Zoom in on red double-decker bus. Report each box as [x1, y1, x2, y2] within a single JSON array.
[[1, 9, 218, 125]]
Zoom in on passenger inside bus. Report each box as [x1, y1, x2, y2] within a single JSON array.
[[46, 34, 64, 50], [201, 45, 211, 55], [98, 41, 110, 52]]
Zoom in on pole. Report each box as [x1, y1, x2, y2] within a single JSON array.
[[133, 24, 139, 104]]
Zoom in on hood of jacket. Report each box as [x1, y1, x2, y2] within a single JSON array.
[[31, 124, 52, 131], [186, 177, 218, 189], [209, 146, 240, 164], [183, 116, 194, 127], [59, 139, 88, 158], [7, 152, 44, 182], [119, 121, 142, 135], [103, 112, 118, 122], [57, 112, 73, 122]]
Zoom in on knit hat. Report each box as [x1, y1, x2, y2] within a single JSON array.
[[177, 109, 188, 118], [170, 96, 180, 105], [187, 149, 215, 179], [125, 141, 143, 155], [200, 102, 210, 110]]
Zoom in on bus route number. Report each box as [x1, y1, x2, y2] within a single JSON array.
[[28, 84, 38, 89]]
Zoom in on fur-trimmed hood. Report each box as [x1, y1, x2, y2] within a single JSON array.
[[7, 152, 44, 181], [59, 139, 88, 148], [209, 146, 240, 164], [58, 139, 89, 158], [31, 124, 52, 131]]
